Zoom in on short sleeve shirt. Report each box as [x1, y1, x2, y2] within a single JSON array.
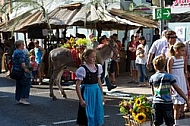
[[149, 38, 168, 56], [149, 72, 176, 104], [12, 49, 26, 71], [76, 63, 103, 80]]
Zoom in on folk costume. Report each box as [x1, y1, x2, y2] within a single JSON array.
[[76, 63, 104, 126]]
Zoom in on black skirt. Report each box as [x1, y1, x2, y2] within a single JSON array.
[[76, 86, 87, 126]]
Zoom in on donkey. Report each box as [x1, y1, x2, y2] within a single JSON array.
[[48, 39, 118, 100]]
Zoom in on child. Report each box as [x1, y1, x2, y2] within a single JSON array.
[[75, 49, 104, 126], [30, 55, 38, 84], [167, 42, 189, 124], [149, 55, 189, 126]]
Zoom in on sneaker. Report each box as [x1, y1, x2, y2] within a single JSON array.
[[108, 85, 117, 91], [19, 99, 30, 105]]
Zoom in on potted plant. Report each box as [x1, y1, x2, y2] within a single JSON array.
[[119, 95, 152, 126]]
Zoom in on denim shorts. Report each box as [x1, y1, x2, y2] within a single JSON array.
[[152, 103, 174, 126], [130, 60, 136, 70]]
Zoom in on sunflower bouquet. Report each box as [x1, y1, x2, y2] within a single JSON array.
[[62, 37, 90, 50], [119, 95, 152, 124], [62, 37, 77, 49]]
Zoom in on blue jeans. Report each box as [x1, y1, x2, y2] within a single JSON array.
[[101, 63, 112, 89], [15, 76, 31, 101], [136, 63, 148, 83]]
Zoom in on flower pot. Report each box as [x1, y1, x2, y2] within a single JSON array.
[[123, 115, 152, 126]]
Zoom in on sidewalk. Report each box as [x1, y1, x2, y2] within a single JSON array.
[[102, 72, 152, 98]]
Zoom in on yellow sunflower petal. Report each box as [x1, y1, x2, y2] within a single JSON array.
[[135, 113, 146, 124]]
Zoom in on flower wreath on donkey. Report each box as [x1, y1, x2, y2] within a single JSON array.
[[119, 94, 152, 124]]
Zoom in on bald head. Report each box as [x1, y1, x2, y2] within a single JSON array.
[[161, 30, 167, 37]]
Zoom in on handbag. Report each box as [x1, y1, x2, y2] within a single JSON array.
[[10, 69, 23, 80]]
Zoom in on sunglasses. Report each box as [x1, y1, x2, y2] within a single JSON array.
[[169, 36, 177, 38]]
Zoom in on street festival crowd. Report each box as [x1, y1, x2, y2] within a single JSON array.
[[1, 29, 190, 125]]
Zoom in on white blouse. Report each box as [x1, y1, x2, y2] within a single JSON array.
[[76, 63, 103, 80], [135, 44, 149, 65]]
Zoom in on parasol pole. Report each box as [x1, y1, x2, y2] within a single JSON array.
[[96, 22, 102, 41], [122, 25, 128, 47], [24, 32, 27, 46]]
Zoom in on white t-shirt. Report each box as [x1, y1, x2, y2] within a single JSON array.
[[135, 44, 149, 65]]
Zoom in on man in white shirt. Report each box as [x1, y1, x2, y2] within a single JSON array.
[[147, 30, 168, 69]]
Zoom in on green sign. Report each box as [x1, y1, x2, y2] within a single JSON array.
[[153, 8, 171, 20]]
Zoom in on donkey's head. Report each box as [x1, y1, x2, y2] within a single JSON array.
[[96, 37, 118, 64]]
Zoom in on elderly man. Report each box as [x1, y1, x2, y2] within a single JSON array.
[[147, 30, 168, 69]]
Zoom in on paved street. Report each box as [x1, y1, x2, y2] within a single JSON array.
[[0, 72, 190, 126]]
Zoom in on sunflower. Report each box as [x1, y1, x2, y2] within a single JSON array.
[[135, 98, 142, 106], [139, 108, 145, 113], [145, 107, 150, 113], [119, 95, 152, 125], [132, 112, 136, 118], [135, 113, 146, 124], [69, 37, 75, 43]]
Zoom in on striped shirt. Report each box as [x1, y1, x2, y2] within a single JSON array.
[[149, 72, 176, 104], [171, 56, 184, 70]]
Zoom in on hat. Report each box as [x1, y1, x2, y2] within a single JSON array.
[[99, 35, 108, 42]]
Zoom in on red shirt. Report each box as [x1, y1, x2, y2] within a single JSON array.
[[128, 41, 140, 60]]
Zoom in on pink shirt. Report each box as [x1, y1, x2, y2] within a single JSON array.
[[30, 61, 38, 71]]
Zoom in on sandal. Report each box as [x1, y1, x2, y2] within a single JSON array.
[[128, 80, 134, 83]]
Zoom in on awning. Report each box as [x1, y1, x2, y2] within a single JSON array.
[[109, 9, 158, 28], [0, 10, 45, 32], [0, 2, 152, 32], [46, 2, 142, 30]]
